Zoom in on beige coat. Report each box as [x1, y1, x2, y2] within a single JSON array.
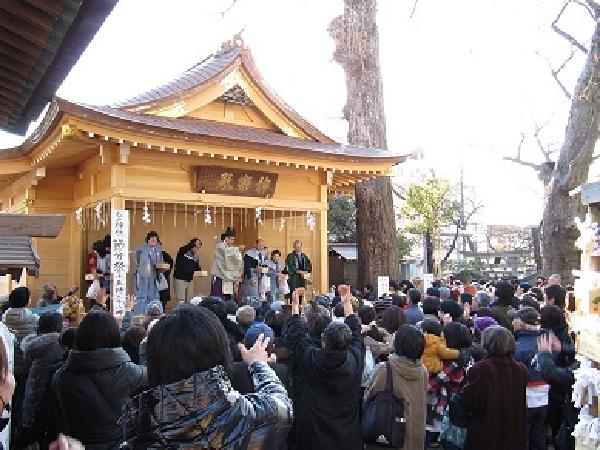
[[364, 354, 428, 450]]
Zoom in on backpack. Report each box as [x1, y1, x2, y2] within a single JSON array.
[[362, 362, 406, 448]]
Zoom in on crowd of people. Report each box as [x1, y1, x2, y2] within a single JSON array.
[[0, 272, 578, 450]]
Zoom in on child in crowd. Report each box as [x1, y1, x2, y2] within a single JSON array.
[[421, 318, 460, 447], [512, 307, 549, 450], [421, 319, 460, 374]]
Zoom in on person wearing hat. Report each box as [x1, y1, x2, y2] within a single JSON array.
[[210, 227, 244, 300], [229, 323, 289, 395], [512, 306, 549, 450], [236, 305, 256, 334]]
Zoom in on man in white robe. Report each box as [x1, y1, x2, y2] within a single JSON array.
[[210, 227, 243, 300]]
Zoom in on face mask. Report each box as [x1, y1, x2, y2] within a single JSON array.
[[0, 402, 10, 432]]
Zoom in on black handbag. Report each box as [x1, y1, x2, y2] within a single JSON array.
[[362, 362, 406, 448], [448, 392, 470, 427]]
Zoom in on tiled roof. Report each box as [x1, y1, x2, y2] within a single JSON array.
[[111, 45, 334, 143], [0, 98, 407, 163], [0, 0, 117, 135], [0, 236, 39, 279], [114, 48, 241, 108], [61, 99, 405, 160]]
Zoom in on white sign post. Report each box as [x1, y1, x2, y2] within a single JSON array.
[[111, 209, 130, 317], [423, 273, 434, 290], [377, 276, 390, 299]]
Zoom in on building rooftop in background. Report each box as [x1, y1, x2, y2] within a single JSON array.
[[0, 0, 117, 135]]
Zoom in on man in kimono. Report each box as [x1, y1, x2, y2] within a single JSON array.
[[285, 240, 312, 296], [242, 239, 268, 300], [211, 227, 244, 300], [134, 231, 163, 315]]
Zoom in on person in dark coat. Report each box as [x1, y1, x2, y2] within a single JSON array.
[[20, 312, 65, 448], [173, 238, 202, 303], [540, 305, 576, 444], [536, 333, 579, 450], [52, 311, 147, 449], [230, 323, 289, 394], [159, 248, 173, 310], [200, 296, 244, 361], [460, 325, 528, 450], [284, 290, 364, 450], [119, 305, 293, 449]]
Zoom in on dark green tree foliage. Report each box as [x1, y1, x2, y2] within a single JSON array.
[[328, 195, 357, 243]]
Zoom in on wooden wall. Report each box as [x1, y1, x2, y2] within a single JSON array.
[[123, 151, 322, 202], [28, 168, 78, 304], [186, 100, 278, 131]]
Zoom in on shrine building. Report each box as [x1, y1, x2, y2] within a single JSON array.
[[0, 38, 406, 303]]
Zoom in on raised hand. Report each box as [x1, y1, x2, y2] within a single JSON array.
[[239, 333, 271, 366], [291, 289, 300, 315], [537, 334, 552, 353], [125, 294, 137, 312]]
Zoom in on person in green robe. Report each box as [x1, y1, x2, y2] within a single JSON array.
[[285, 240, 312, 295]]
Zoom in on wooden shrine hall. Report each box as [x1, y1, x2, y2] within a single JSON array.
[[0, 37, 406, 303]]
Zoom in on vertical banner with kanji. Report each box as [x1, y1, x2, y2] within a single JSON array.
[[111, 209, 130, 317]]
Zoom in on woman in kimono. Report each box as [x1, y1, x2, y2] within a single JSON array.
[[134, 231, 163, 314]]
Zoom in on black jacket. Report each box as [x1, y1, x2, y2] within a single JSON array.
[[119, 362, 293, 449], [284, 314, 364, 450], [173, 244, 200, 282], [231, 361, 290, 394], [52, 347, 147, 449], [21, 333, 64, 435]]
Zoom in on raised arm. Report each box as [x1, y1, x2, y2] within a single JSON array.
[[238, 335, 293, 428]]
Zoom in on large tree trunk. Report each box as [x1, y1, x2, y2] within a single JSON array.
[[329, 0, 399, 289], [542, 21, 600, 283]]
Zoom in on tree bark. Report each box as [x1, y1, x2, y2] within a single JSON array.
[[531, 225, 543, 273], [329, 0, 399, 289], [425, 231, 434, 274], [542, 21, 600, 283]]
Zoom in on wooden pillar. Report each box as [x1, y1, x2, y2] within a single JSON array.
[[318, 180, 329, 293]]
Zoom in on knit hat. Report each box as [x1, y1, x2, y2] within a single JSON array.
[[236, 305, 256, 326], [145, 301, 163, 317], [474, 316, 498, 333], [270, 300, 283, 312], [244, 323, 275, 348]]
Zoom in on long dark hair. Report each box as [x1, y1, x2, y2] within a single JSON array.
[[147, 305, 233, 386], [76, 312, 121, 351], [380, 305, 406, 334]]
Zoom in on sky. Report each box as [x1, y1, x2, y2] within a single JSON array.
[[0, 0, 593, 226]]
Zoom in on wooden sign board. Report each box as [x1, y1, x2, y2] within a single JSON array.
[[194, 166, 278, 198]]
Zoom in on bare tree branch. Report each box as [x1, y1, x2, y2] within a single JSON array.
[[410, 0, 420, 18], [517, 133, 525, 160], [220, 0, 238, 17], [552, 1, 588, 53], [536, 51, 573, 99], [392, 184, 406, 200], [442, 225, 460, 263], [579, 0, 599, 18], [503, 157, 542, 170]]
